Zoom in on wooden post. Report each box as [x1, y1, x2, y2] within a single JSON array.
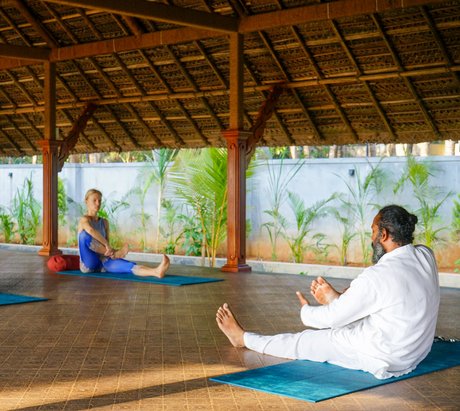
[[38, 61, 61, 256], [222, 32, 251, 272], [221, 130, 251, 272]]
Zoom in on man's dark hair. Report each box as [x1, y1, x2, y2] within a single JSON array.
[[377, 205, 418, 246]]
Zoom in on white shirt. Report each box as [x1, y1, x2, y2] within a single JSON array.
[[300, 244, 440, 379]]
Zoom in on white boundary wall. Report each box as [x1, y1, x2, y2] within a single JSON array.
[[0, 156, 459, 264]]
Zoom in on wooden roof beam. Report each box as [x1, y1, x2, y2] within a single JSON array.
[[371, 13, 441, 138], [44, 0, 238, 34], [421, 6, 460, 85], [0, 44, 49, 61], [60, 108, 97, 150], [0, 128, 24, 155], [12, 0, 58, 48], [290, 24, 356, 141], [330, 20, 396, 140], [239, 0, 448, 33], [6, 115, 37, 151]]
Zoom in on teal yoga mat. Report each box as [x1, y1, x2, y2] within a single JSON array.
[[0, 293, 47, 305], [211, 341, 460, 403], [57, 270, 223, 286]]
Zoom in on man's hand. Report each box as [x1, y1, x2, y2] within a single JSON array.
[[296, 291, 309, 307]]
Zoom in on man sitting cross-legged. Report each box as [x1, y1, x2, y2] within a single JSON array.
[[216, 205, 440, 379]]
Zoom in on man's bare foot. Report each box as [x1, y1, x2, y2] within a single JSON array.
[[310, 276, 341, 305], [113, 243, 129, 259], [216, 303, 245, 348]]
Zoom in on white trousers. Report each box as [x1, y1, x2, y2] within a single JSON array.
[[243, 329, 362, 371]]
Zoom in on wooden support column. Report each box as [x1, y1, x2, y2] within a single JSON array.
[[222, 33, 251, 272], [38, 61, 61, 256]]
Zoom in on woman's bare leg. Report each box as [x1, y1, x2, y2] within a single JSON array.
[[131, 254, 170, 278], [216, 303, 245, 347]]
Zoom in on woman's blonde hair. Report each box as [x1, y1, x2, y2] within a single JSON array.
[[84, 188, 102, 202]]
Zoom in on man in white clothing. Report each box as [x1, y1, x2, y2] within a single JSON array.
[[216, 205, 440, 379]]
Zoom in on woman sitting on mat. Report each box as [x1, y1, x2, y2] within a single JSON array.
[[78, 188, 169, 278]]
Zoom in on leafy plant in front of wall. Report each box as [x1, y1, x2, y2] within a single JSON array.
[[394, 156, 453, 249], [12, 176, 41, 245], [178, 212, 203, 257], [172, 148, 228, 267], [159, 199, 183, 255], [97, 193, 129, 250], [261, 158, 304, 261], [282, 192, 336, 263], [329, 202, 358, 266], [452, 193, 460, 242], [336, 161, 389, 265], [57, 177, 68, 226], [0, 207, 15, 243]]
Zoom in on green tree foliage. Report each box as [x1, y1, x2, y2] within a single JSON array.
[[452, 194, 460, 241], [0, 207, 14, 243]]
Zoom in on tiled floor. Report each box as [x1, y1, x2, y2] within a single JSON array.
[[0, 249, 458, 410]]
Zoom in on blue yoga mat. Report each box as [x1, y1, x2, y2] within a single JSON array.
[[0, 293, 47, 306], [211, 341, 460, 402], [57, 270, 223, 286]]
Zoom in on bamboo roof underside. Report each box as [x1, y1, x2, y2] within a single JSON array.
[[0, 0, 459, 157]]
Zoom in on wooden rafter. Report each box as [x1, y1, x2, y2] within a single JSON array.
[[6, 115, 37, 151], [239, 0, 449, 33], [288, 24, 357, 141], [330, 20, 397, 140], [371, 13, 441, 138], [0, 129, 24, 154], [12, 0, 58, 47], [44, 0, 238, 33], [421, 6, 460, 85]]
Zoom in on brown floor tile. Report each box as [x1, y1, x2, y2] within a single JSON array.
[[0, 248, 458, 411]]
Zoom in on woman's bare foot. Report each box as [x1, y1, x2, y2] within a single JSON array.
[[155, 254, 170, 278], [113, 243, 129, 259], [216, 303, 245, 347], [310, 276, 341, 305], [132, 254, 170, 278]]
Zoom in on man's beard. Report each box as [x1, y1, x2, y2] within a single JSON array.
[[371, 233, 386, 264]]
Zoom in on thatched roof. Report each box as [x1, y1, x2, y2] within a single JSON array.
[[0, 0, 459, 157]]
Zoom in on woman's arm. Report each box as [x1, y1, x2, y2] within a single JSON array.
[[78, 216, 113, 255]]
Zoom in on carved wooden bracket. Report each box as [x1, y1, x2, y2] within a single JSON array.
[[246, 84, 284, 166], [58, 102, 98, 171]]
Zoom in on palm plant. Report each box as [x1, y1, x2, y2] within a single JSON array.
[[330, 205, 358, 266], [149, 148, 178, 252], [261, 158, 304, 260], [337, 161, 388, 265], [12, 176, 41, 245], [394, 156, 453, 248], [172, 148, 228, 267], [282, 192, 336, 263]]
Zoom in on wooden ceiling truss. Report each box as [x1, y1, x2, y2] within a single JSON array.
[[0, 0, 458, 266]]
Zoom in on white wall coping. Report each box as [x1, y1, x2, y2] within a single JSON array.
[[2, 243, 459, 289]]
